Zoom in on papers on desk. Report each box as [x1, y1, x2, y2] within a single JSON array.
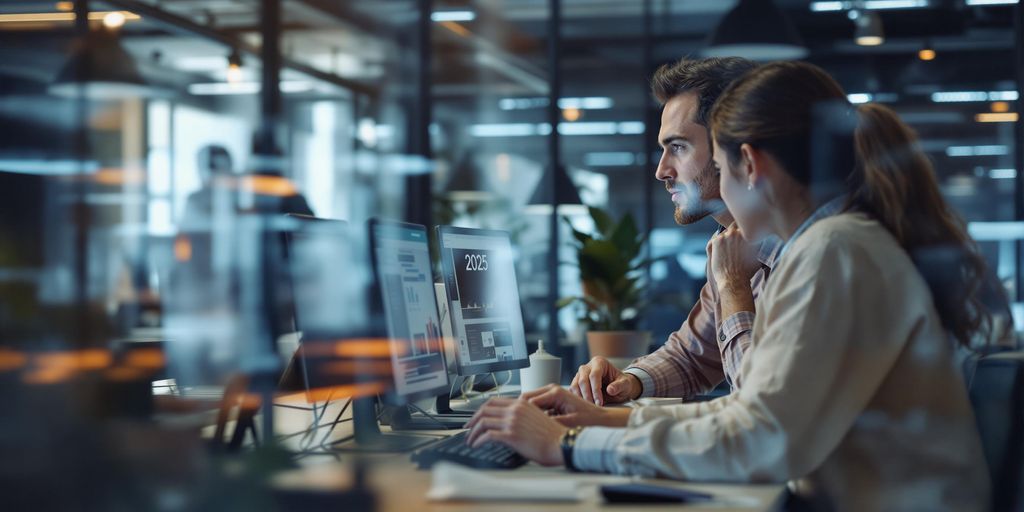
[[425, 461, 770, 508], [426, 462, 583, 502]]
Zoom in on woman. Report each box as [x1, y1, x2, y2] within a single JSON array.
[[465, 61, 990, 511]]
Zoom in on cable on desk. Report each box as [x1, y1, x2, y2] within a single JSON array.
[[298, 388, 337, 450], [317, 398, 353, 449]]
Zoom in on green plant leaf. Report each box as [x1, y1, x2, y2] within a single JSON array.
[[579, 239, 630, 282], [589, 206, 615, 237], [609, 213, 640, 253]]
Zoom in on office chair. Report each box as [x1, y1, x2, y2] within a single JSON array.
[[967, 351, 1024, 511]]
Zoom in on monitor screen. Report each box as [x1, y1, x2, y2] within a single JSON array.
[[287, 217, 369, 338], [370, 220, 449, 402], [285, 216, 391, 400], [437, 226, 529, 375]]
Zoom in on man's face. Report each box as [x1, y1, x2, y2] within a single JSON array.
[[655, 93, 722, 225]]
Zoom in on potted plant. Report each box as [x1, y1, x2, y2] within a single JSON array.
[[558, 206, 652, 366]]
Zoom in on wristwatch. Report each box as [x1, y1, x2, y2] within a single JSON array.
[[560, 426, 585, 472]]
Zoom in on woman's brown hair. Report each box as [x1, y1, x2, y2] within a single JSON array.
[[710, 61, 992, 348]]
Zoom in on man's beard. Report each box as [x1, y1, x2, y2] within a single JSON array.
[[673, 159, 723, 225]]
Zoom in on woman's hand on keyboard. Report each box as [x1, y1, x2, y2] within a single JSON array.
[[464, 397, 567, 467], [522, 384, 631, 428]]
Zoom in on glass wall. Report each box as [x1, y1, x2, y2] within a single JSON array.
[[0, 0, 1021, 506]]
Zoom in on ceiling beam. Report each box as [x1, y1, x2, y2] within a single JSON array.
[[103, 0, 379, 97]]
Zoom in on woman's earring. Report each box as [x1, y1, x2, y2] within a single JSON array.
[[747, 182, 753, 191]]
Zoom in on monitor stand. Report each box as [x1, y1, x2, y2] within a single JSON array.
[[443, 374, 521, 413], [388, 373, 525, 431], [435, 379, 476, 416], [330, 396, 437, 452], [388, 404, 468, 430]]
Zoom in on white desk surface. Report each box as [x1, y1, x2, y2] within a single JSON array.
[[268, 396, 787, 511]]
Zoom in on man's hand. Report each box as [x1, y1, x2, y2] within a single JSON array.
[[569, 356, 642, 406], [522, 384, 631, 428], [708, 223, 761, 294], [464, 397, 567, 466]]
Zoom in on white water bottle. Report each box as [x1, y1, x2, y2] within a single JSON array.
[[519, 340, 561, 394]]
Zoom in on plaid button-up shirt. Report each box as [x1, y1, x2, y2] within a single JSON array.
[[624, 232, 781, 398]]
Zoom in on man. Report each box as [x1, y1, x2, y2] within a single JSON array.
[[571, 56, 779, 406], [181, 144, 314, 227]]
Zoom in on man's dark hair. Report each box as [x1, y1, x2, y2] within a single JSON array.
[[650, 57, 758, 126]]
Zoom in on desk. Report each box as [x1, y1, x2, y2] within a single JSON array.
[[268, 397, 787, 511], [275, 456, 786, 512]]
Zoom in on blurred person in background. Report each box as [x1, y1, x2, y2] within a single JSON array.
[[465, 61, 991, 511], [182, 144, 314, 227], [182, 144, 236, 227], [571, 57, 774, 407]]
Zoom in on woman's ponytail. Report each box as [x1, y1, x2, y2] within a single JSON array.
[[851, 103, 992, 348]]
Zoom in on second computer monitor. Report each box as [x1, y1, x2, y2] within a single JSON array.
[[370, 219, 450, 403], [437, 226, 529, 376]]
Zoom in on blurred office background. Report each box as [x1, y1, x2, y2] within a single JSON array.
[[0, 0, 1020, 508]]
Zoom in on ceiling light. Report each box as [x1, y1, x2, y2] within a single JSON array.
[[992, 101, 1011, 113], [703, 0, 808, 61], [55, 2, 74, 12], [863, 0, 928, 6], [431, 10, 476, 22], [988, 168, 1017, 179], [617, 121, 645, 134], [975, 112, 1019, 123], [918, 40, 936, 61], [931, 90, 1019, 102], [811, 0, 928, 11], [584, 152, 638, 167], [0, 159, 99, 175], [557, 122, 617, 136], [226, 49, 243, 84], [562, 108, 582, 122], [847, 93, 873, 103], [102, 11, 126, 29], [469, 121, 645, 138], [469, 123, 539, 137], [49, 29, 155, 99], [810, 1, 846, 10], [945, 145, 1009, 157], [0, 11, 139, 24], [188, 81, 313, 96], [559, 97, 614, 110], [989, 91, 1020, 101], [853, 11, 885, 46], [173, 56, 230, 72], [965, 0, 1017, 5], [498, 97, 614, 111]]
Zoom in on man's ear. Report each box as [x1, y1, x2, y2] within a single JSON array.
[[739, 143, 763, 188]]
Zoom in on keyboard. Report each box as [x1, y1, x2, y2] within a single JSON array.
[[411, 431, 527, 470]]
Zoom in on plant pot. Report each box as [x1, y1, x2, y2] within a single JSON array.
[[585, 331, 651, 364]]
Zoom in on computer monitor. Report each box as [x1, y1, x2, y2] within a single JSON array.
[[284, 215, 435, 451], [283, 215, 384, 396], [436, 226, 529, 376], [368, 219, 449, 403]]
